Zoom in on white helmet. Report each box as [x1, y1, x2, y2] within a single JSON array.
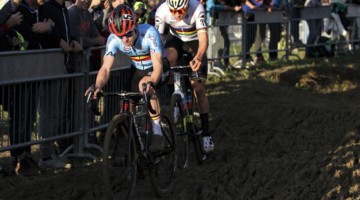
[[166, 0, 189, 10]]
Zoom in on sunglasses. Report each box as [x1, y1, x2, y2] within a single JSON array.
[[169, 7, 187, 15], [120, 30, 135, 39]]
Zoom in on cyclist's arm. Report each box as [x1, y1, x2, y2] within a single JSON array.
[[95, 55, 115, 90], [190, 30, 208, 71], [195, 30, 208, 61], [149, 52, 163, 85]]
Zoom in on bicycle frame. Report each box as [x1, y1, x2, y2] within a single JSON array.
[[88, 82, 177, 199], [172, 66, 196, 133]]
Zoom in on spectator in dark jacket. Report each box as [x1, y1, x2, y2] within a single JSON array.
[[16, 0, 60, 49], [0, 12, 23, 51], [36, 0, 82, 170], [0, 0, 22, 26], [4, 0, 63, 176], [68, 0, 105, 71]]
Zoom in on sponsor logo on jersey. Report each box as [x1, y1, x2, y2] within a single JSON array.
[[106, 51, 116, 56], [155, 16, 162, 24], [148, 34, 158, 47]]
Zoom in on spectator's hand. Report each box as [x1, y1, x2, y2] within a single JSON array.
[[103, 0, 110, 9], [190, 58, 202, 72], [7, 35, 20, 47], [32, 19, 53, 33], [71, 40, 83, 53], [267, 6, 278, 12], [6, 12, 23, 28], [59, 39, 73, 53], [234, 5, 242, 12]]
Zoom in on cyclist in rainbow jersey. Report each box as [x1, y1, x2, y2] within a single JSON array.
[[155, 0, 214, 153]]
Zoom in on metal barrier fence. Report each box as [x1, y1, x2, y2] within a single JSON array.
[[1, 5, 360, 161], [207, 4, 360, 72], [0, 48, 134, 160]]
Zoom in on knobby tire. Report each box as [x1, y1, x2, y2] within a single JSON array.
[[102, 114, 137, 200], [170, 94, 189, 169]]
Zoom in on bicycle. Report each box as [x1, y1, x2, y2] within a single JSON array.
[[87, 83, 177, 199], [169, 65, 207, 169]]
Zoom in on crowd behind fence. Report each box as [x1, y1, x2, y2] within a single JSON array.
[[1, 5, 360, 162]]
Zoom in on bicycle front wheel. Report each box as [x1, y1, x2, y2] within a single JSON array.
[[150, 110, 177, 197], [102, 114, 137, 200], [170, 94, 189, 169]]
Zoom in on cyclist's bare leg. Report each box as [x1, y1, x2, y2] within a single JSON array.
[[191, 79, 209, 114], [138, 78, 163, 151], [192, 79, 213, 152], [165, 47, 178, 67], [138, 78, 162, 135], [191, 79, 210, 136]]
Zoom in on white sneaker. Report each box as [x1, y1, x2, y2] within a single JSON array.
[[38, 154, 71, 169], [202, 136, 214, 153]]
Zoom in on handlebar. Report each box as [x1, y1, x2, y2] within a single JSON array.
[[170, 65, 202, 83], [86, 83, 156, 115]]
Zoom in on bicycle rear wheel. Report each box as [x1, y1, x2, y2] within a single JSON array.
[[150, 111, 177, 197], [170, 94, 189, 169], [102, 114, 137, 200]]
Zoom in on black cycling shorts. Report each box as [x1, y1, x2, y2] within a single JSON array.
[[164, 35, 208, 79]]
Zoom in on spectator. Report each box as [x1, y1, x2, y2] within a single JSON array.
[[68, 0, 106, 71], [68, 0, 106, 145], [146, 0, 156, 13], [5, 0, 62, 176], [243, 0, 281, 63], [36, 0, 82, 169], [0, 1, 23, 176], [0, 12, 24, 51], [147, 0, 165, 25], [15, 0, 60, 50], [304, 0, 323, 58], [68, 0, 105, 49], [0, 0, 22, 26], [242, 0, 267, 64], [287, 0, 305, 47], [133, 0, 148, 24], [206, 0, 241, 69], [89, 0, 110, 34], [264, 0, 282, 61]]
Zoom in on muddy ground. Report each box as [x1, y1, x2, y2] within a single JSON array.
[[2, 56, 360, 200]]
